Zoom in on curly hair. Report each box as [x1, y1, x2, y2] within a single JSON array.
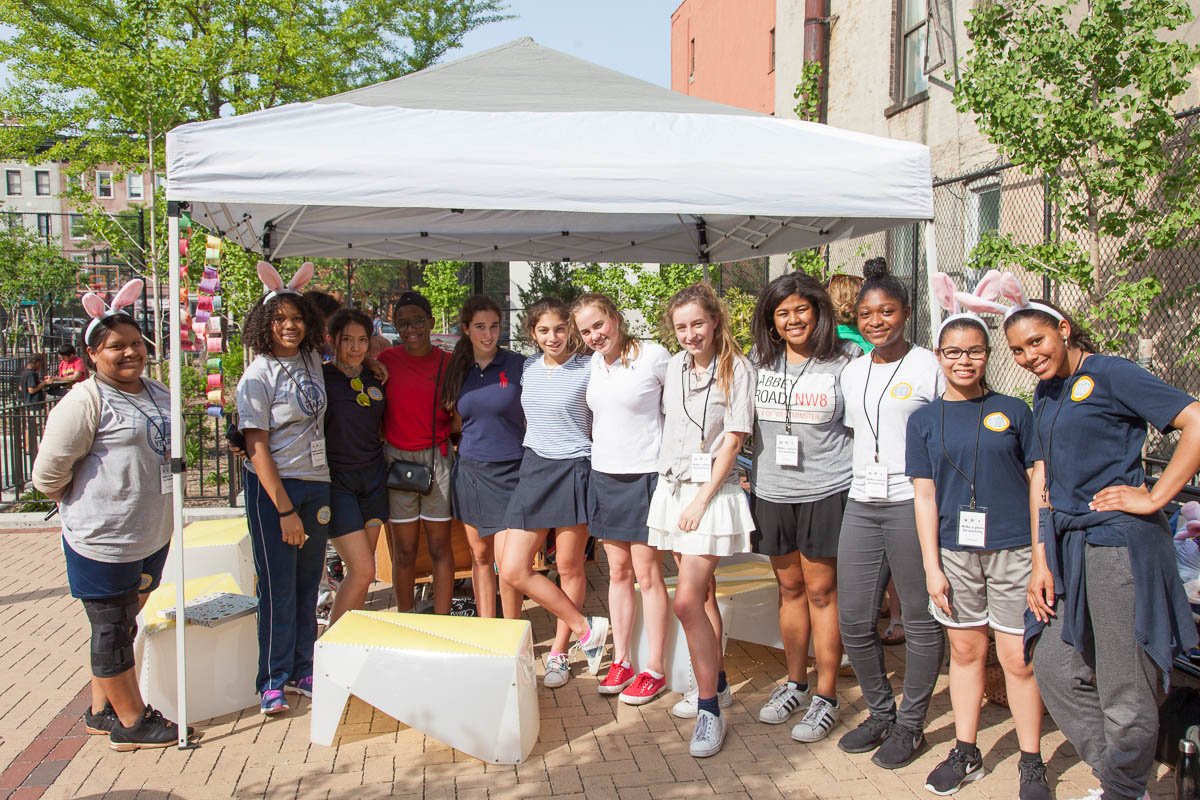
[[858, 257, 909, 307], [241, 294, 326, 356]]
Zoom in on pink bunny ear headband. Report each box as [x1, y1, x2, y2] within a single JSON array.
[[257, 261, 315, 304], [932, 270, 1064, 340], [82, 279, 144, 347]]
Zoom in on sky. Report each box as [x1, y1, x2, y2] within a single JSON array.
[[455, 0, 681, 87]]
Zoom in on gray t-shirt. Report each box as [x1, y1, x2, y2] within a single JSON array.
[[237, 349, 330, 482], [750, 352, 853, 503], [33, 377, 173, 562]]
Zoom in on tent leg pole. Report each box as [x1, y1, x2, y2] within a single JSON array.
[[923, 220, 941, 346], [166, 205, 192, 749]]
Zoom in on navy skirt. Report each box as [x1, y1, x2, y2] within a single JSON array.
[[588, 470, 657, 543], [451, 455, 522, 537], [504, 449, 590, 531]]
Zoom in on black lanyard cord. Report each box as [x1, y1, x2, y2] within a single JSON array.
[[1034, 351, 1084, 503], [100, 378, 168, 454], [863, 346, 910, 462], [681, 358, 715, 449], [272, 352, 321, 417], [779, 353, 813, 435], [939, 393, 986, 508]]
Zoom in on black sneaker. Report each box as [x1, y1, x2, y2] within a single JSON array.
[[924, 746, 984, 794], [109, 706, 193, 752], [84, 702, 119, 735], [871, 722, 926, 769], [837, 714, 893, 753], [1018, 757, 1051, 800]]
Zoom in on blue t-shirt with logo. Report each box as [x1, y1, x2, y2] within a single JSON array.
[[1033, 354, 1194, 516], [906, 392, 1039, 550], [455, 348, 526, 463]]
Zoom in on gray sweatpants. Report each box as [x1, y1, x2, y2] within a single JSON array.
[[1032, 544, 1160, 800], [837, 499, 945, 730]]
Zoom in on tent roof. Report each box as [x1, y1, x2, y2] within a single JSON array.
[[313, 37, 757, 116], [166, 38, 933, 264]]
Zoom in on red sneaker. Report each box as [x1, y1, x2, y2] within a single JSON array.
[[619, 672, 667, 706], [598, 661, 636, 695]]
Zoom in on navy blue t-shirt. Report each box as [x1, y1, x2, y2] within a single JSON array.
[[456, 348, 526, 463], [1034, 354, 1194, 516], [906, 392, 1039, 550], [322, 362, 386, 470]]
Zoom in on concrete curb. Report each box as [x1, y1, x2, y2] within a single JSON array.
[[0, 505, 243, 531]]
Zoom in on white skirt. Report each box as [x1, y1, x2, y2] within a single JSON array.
[[646, 479, 755, 557]]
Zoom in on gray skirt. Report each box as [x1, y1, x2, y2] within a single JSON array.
[[504, 449, 590, 531], [451, 455, 522, 537], [588, 470, 657, 543]]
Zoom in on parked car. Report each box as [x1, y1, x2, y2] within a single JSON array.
[[51, 317, 88, 342], [374, 320, 402, 347]]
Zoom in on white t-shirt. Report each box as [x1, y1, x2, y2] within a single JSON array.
[[839, 345, 942, 502], [587, 341, 670, 474]]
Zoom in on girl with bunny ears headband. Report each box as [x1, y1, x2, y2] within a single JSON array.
[[241, 262, 326, 357], [83, 279, 144, 349]]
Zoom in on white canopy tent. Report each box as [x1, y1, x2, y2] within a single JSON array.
[[162, 37, 938, 745]]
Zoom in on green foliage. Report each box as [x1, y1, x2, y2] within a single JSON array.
[[13, 488, 52, 513], [955, 0, 1200, 348], [420, 261, 470, 333], [722, 288, 756, 355], [787, 248, 827, 280], [571, 262, 705, 348], [792, 61, 824, 123], [518, 262, 581, 312], [0, 225, 79, 352]]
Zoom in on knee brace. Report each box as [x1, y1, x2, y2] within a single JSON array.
[[82, 590, 139, 678]]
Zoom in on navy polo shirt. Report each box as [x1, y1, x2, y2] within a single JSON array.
[[456, 348, 526, 462], [906, 392, 1039, 550], [1033, 354, 1195, 516], [322, 362, 386, 469]]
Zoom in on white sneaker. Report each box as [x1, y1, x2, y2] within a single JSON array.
[[790, 695, 839, 742], [689, 709, 727, 758], [671, 685, 733, 719], [758, 683, 810, 724], [569, 616, 609, 675], [1065, 790, 1105, 800], [543, 653, 570, 689]]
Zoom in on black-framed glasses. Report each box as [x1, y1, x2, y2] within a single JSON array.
[[394, 317, 430, 331], [938, 346, 989, 360]]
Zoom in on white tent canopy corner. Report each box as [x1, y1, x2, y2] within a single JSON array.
[[162, 36, 937, 748]]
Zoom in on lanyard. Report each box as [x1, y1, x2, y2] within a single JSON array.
[[863, 346, 909, 462], [1034, 352, 1084, 505], [272, 352, 322, 417], [100, 378, 168, 459], [939, 394, 986, 508], [681, 357, 715, 448], [778, 353, 813, 435]]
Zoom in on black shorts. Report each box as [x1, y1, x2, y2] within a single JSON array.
[[751, 490, 849, 559], [329, 460, 389, 538], [63, 537, 170, 600]]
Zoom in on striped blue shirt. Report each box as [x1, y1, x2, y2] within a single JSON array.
[[521, 353, 592, 460]]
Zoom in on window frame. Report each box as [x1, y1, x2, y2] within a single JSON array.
[[34, 170, 51, 196], [6, 169, 22, 196], [96, 170, 113, 199], [69, 213, 87, 239], [36, 213, 52, 239], [127, 172, 143, 199], [894, 0, 930, 104]]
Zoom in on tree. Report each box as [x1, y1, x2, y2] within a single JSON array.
[[0, 226, 79, 354], [955, 0, 1200, 345], [420, 261, 469, 333], [571, 262, 705, 346]]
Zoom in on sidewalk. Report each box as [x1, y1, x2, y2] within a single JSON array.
[[0, 525, 1176, 799]]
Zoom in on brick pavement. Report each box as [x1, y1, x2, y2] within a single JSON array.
[[0, 527, 1178, 799]]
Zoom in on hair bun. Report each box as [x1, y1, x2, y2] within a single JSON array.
[[862, 257, 890, 280]]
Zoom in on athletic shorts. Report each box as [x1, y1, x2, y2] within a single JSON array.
[[385, 443, 454, 523], [329, 460, 388, 538], [751, 490, 849, 559], [929, 545, 1033, 635], [63, 538, 170, 600]]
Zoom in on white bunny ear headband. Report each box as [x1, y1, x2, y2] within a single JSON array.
[[82, 279, 144, 347], [932, 269, 1064, 340], [257, 261, 315, 304]]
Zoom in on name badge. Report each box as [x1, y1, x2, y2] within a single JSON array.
[[864, 464, 889, 499], [775, 434, 799, 467], [957, 506, 988, 548], [311, 439, 327, 468], [160, 464, 173, 495], [690, 453, 713, 483]]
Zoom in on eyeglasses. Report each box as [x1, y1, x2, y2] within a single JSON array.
[[938, 347, 989, 360], [394, 318, 429, 331], [350, 376, 370, 407]]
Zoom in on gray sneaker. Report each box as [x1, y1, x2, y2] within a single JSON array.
[[758, 683, 810, 724], [791, 695, 839, 743], [543, 653, 570, 688], [688, 709, 727, 758], [671, 685, 733, 719]]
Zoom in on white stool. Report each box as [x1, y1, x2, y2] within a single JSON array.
[[310, 611, 538, 764], [162, 517, 256, 595], [135, 573, 260, 723]]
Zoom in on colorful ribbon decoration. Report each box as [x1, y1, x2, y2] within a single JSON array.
[[197, 233, 225, 416]]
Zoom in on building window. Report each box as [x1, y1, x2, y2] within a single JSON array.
[[689, 38, 696, 83], [897, 0, 929, 101], [70, 253, 87, 264], [127, 173, 143, 199], [70, 214, 87, 239], [36, 213, 51, 239], [964, 176, 1002, 275], [769, 28, 776, 73], [6, 170, 21, 196], [35, 171, 50, 196], [96, 171, 113, 198]]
